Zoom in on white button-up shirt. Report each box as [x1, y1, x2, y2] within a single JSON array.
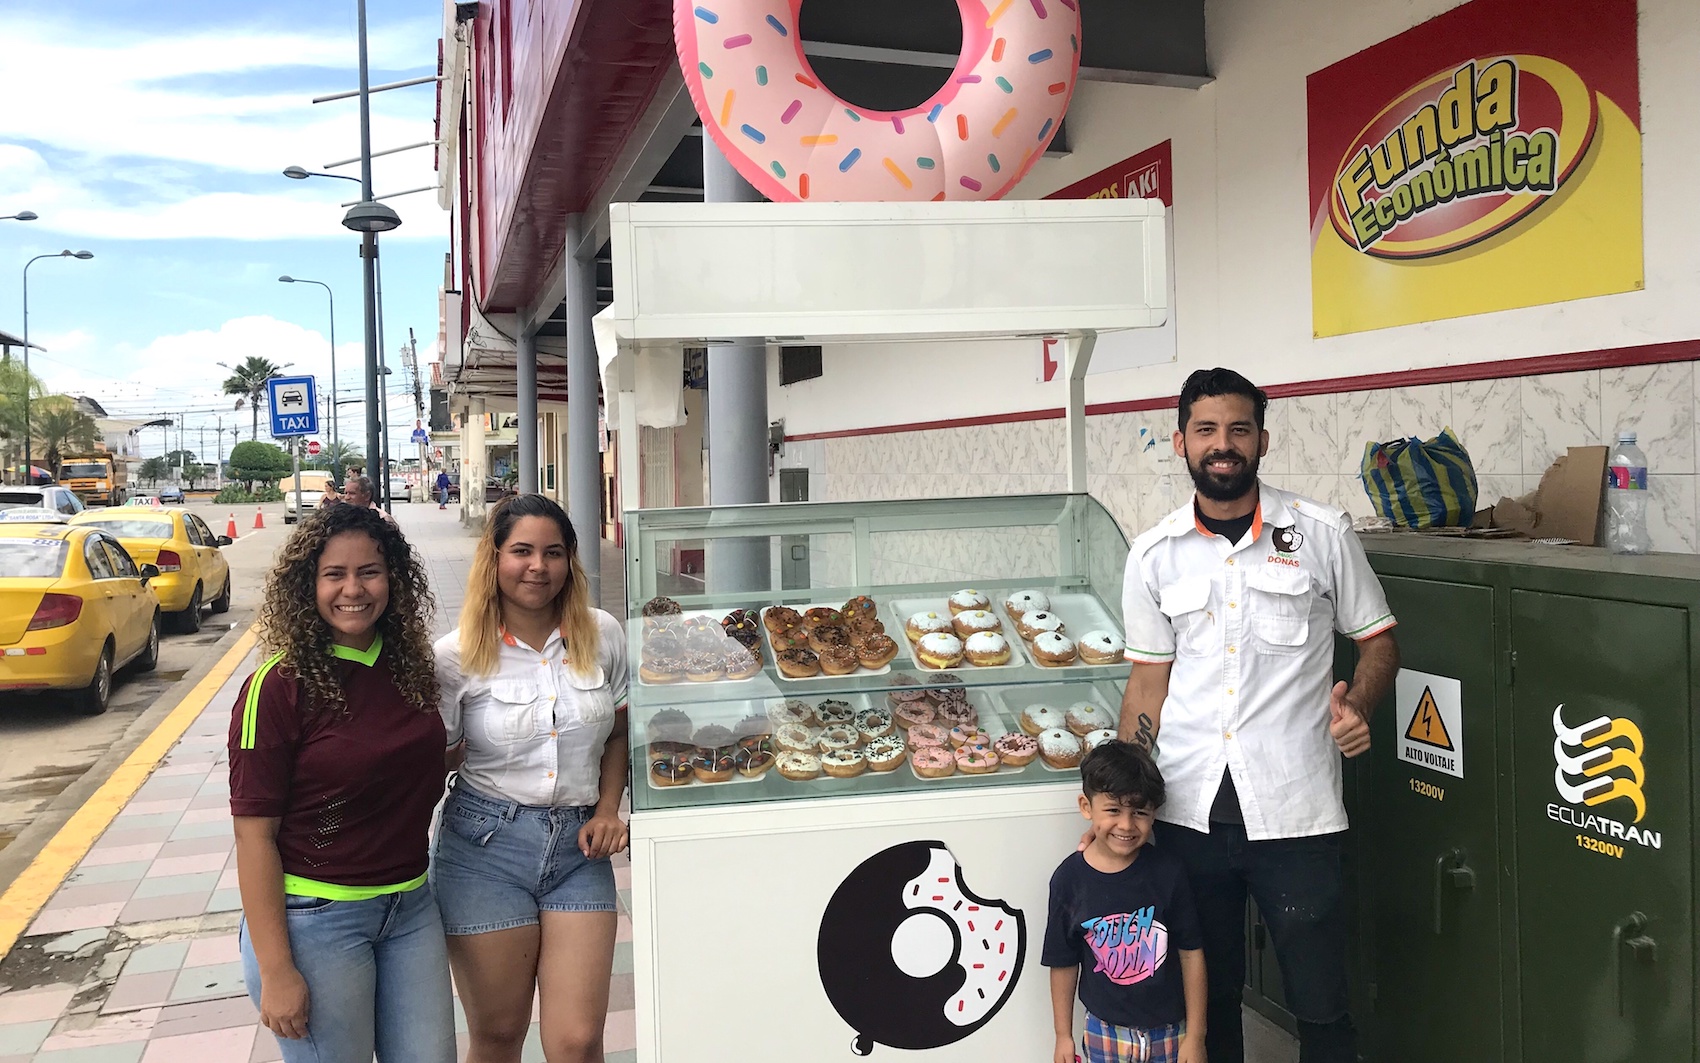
[[435, 610, 629, 807], [1122, 483, 1395, 840]]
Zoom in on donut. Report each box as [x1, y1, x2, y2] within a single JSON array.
[[810, 623, 852, 655], [803, 607, 845, 631], [1003, 590, 1051, 620], [863, 735, 908, 772], [822, 749, 867, 778], [955, 746, 1000, 774], [847, 617, 886, 647], [1038, 728, 1084, 769], [691, 747, 736, 783], [816, 699, 855, 725], [924, 675, 967, 706], [647, 708, 693, 743], [685, 652, 726, 682], [1083, 729, 1116, 751], [727, 627, 764, 657], [723, 644, 762, 679], [1065, 702, 1115, 736], [842, 595, 878, 622], [1015, 610, 1064, 641], [686, 627, 731, 655], [777, 751, 821, 781], [638, 656, 686, 685], [735, 714, 773, 739], [1077, 630, 1127, 665], [894, 702, 936, 730], [905, 611, 953, 643], [964, 631, 1012, 667], [934, 701, 978, 729], [951, 609, 1003, 639], [771, 627, 813, 653], [693, 724, 735, 750], [856, 709, 895, 742], [858, 634, 901, 669], [721, 607, 762, 638], [819, 644, 860, 675], [906, 723, 951, 750], [673, 0, 1080, 205], [764, 606, 802, 634], [818, 725, 860, 753], [1030, 632, 1077, 667], [776, 723, 821, 753], [949, 725, 991, 750], [947, 588, 990, 615], [736, 735, 776, 777], [1019, 704, 1063, 736], [642, 631, 684, 659], [777, 647, 821, 678], [641, 595, 682, 617], [916, 633, 964, 670], [648, 749, 694, 787], [767, 698, 815, 727], [992, 732, 1039, 767], [911, 746, 956, 778]]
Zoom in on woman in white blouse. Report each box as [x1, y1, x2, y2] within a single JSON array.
[[432, 494, 629, 1063]]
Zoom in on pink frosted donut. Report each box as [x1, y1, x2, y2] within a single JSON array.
[[671, 0, 1081, 203], [907, 724, 951, 750]]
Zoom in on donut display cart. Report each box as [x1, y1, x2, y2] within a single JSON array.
[[611, 199, 1168, 1062]]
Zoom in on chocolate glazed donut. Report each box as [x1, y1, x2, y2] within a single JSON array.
[[817, 840, 1025, 1055]]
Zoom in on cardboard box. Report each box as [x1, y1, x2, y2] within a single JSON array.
[[1480, 445, 1608, 544]]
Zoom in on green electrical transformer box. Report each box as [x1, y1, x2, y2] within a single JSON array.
[[1243, 535, 1695, 1063]]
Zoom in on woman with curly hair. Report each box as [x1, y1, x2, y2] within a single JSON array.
[[228, 504, 455, 1063], [432, 494, 628, 1063]]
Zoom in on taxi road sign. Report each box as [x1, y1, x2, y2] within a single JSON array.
[[266, 375, 320, 438]]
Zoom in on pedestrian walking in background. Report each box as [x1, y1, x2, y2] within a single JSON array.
[[432, 493, 630, 1063], [1109, 368, 1400, 1063], [437, 468, 452, 509], [227, 504, 456, 1063]]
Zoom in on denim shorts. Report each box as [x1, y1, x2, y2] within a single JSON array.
[[430, 777, 616, 935]]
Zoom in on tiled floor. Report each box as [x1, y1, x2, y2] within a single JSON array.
[[0, 505, 634, 1063]]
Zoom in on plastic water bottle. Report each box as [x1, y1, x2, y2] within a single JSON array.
[[1604, 432, 1651, 555]]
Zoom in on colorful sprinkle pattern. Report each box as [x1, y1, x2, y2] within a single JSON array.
[[672, 0, 1079, 201]]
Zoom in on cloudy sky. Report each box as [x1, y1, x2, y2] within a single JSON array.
[[1, 0, 449, 464]]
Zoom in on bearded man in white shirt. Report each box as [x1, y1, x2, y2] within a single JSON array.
[[1117, 368, 1399, 1063]]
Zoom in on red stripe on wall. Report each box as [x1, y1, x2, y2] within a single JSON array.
[[783, 339, 1700, 443]]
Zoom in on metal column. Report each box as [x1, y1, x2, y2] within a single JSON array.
[[517, 329, 539, 495], [565, 215, 602, 607], [703, 137, 770, 594]]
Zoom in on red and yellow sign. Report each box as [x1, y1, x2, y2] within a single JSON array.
[[1307, 0, 1641, 337]]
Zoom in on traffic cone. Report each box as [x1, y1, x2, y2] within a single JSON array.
[[254, 509, 266, 530], [226, 514, 239, 540]]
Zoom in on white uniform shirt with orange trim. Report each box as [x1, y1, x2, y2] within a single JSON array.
[[435, 610, 629, 807], [1121, 483, 1396, 841]]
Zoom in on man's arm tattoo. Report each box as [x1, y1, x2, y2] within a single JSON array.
[[1132, 713, 1155, 751]]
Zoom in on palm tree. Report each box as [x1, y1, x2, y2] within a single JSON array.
[[137, 456, 169, 486], [221, 356, 286, 439], [31, 396, 101, 475], [0, 360, 46, 482]]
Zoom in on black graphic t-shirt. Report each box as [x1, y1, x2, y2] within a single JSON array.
[[1042, 845, 1203, 1029]]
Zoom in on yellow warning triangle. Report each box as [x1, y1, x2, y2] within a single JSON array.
[[1404, 687, 1454, 750]]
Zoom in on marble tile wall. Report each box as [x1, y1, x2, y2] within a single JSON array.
[[794, 362, 1700, 553]]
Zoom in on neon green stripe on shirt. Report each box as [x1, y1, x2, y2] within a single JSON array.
[[241, 652, 288, 750], [283, 871, 428, 902]]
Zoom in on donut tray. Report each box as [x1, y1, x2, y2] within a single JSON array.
[[635, 609, 764, 689], [990, 683, 1119, 772], [994, 592, 1127, 672], [904, 695, 1033, 782], [759, 604, 894, 682], [886, 598, 1029, 672], [643, 694, 915, 790]]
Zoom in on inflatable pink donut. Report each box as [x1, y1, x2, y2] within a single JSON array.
[[673, 0, 1080, 202]]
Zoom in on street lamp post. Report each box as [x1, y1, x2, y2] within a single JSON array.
[[21, 250, 93, 484], [2, 211, 37, 222], [278, 276, 338, 461]]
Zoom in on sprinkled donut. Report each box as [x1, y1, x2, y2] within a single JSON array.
[[672, 0, 1080, 203]]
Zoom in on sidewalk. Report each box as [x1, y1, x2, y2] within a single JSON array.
[[0, 505, 633, 1062]]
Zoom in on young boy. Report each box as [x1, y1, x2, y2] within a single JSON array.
[[1045, 741, 1206, 1063]]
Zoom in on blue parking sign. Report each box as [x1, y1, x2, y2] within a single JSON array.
[[267, 376, 320, 438]]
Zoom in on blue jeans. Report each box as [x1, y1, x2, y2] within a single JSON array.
[[240, 883, 456, 1063]]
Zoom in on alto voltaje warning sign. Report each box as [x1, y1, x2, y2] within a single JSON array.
[[1395, 670, 1464, 779]]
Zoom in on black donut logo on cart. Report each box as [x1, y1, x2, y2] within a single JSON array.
[[817, 840, 1025, 1056]]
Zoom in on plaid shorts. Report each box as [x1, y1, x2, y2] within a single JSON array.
[[1080, 1011, 1186, 1063]]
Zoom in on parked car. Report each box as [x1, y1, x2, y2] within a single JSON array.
[[0, 508, 71, 524], [157, 485, 185, 504], [0, 486, 86, 517], [280, 471, 336, 523], [485, 478, 515, 503], [0, 523, 161, 714], [71, 508, 232, 633]]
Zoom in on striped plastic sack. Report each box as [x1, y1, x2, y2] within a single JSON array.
[[1360, 428, 1479, 528]]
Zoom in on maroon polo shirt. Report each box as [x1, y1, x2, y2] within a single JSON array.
[[227, 637, 446, 890]]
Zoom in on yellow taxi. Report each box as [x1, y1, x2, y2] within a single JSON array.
[[0, 523, 162, 714], [69, 508, 232, 633]]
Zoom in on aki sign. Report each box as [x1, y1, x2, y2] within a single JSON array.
[[1306, 0, 1642, 337]]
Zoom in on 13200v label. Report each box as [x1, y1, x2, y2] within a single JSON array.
[[1577, 834, 1625, 859]]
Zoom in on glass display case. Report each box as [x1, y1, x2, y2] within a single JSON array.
[[623, 493, 1132, 810]]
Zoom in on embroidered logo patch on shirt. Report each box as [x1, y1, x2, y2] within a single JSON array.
[[1272, 526, 1304, 555], [1081, 906, 1170, 985]]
